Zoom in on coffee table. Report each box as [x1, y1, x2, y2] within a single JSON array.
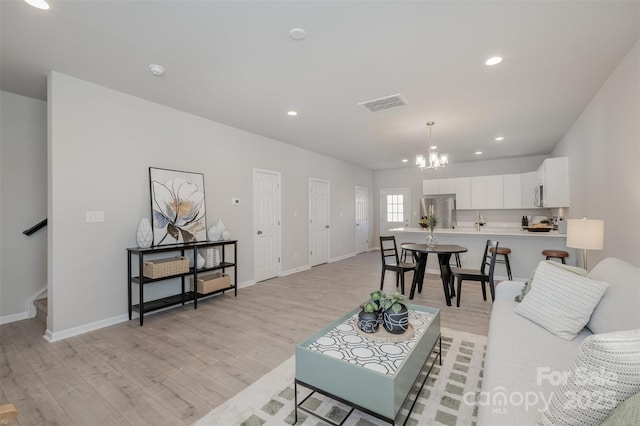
[[294, 305, 441, 425]]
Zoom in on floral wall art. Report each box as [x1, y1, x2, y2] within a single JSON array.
[[149, 167, 207, 245]]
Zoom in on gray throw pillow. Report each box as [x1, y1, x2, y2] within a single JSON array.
[[514, 260, 587, 302]]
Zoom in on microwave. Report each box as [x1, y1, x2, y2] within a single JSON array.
[[534, 185, 544, 207]]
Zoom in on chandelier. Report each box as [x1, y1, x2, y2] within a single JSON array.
[[416, 121, 448, 170]]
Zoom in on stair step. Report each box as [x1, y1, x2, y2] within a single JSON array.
[[34, 298, 47, 323]]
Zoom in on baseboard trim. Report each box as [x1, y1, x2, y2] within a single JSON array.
[[280, 265, 311, 276], [44, 313, 130, 342], [0, 311, 28, 325], [329, 252, 356, 263]]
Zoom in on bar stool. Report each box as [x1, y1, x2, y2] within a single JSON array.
[[542, 249, 569, 264], [489, 246, 513, 280]]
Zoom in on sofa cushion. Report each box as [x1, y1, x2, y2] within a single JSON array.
[[601, 391, 640, 425], [515, 261, 588, 302], [514, 261, 609, 340], [587, 257, 640, 334], [538, 328, 640, 425]]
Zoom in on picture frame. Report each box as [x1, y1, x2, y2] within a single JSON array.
[[149, 167, 207, 246]]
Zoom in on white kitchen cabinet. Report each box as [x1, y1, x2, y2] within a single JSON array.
[[487, 175, 504, 209], [521, 171, 538, 208], [503, 174, 522, 209], [455, 177, 471, 209], [538, 157, 570, 207], [438, 178, 456, 194], [423, 178, 456, 195], [470, 176, 488, 209], [422, 179, 439, 195]]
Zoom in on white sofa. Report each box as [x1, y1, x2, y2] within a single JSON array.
[[477, 257, 640, 425]]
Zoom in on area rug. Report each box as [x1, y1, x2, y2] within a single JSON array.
[[194, 327, 486, 426]]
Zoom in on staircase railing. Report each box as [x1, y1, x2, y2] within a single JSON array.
[[23, 219, 47, 236]]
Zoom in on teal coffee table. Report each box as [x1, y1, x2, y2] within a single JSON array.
[[295, 305, 441, 425]]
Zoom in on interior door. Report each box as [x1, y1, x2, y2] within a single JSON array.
[[380, 188, 410, 236], [309, 178, 330, 266], [253, 169, 281, 282], [355, 186, 369, 254]]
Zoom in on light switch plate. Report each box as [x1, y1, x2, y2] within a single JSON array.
[[86, 211, 105, 223]]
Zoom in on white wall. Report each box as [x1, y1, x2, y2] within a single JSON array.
[[552, 40, 639, 267], [47, 72, 373, 338], [0, 92, 47, 322], [372, 155, 548, 240]]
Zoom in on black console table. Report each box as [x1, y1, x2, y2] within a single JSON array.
[[127, 240, 237, 325]]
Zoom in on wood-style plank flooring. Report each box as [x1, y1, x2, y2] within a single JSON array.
[[0, 251, 494, 425]]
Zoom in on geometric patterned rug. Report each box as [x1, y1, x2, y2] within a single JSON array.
[[194, 327, 486, 426]]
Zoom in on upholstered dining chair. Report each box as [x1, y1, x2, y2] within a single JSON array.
[[449, 240, 499, 307], [379, 236, 417, 295]]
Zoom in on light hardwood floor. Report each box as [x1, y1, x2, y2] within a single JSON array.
[[0, 251, 494, 425]]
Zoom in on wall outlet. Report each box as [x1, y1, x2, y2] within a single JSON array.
[[86, 211, 105, 223], [232, 198, 240, 205]]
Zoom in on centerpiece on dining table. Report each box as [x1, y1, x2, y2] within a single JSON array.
[[419, 214, 440, 248]]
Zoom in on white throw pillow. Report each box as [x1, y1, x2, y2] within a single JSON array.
[[538, 328, 640, 425], [587, 258, 640, 334], [514, 261, 609, 340]]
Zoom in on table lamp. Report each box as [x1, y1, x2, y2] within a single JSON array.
[[566, 217, 604, 270]]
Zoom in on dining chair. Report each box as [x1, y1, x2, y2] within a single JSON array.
[[449, 240, 499, 307], [379, 236, 417, 295]]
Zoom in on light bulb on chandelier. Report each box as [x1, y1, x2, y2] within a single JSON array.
[[416, 122, 448, 170]]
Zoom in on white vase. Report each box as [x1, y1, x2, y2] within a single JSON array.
[[204, 249, 215, 268], [207, 225, 221, 241], [136, 218, 153, 248], [216, 218, 226, 234], [196, 253, 205, 269], [222, 230, 231, 241]]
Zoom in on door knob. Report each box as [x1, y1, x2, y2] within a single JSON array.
[[257, 230, 263, 235]]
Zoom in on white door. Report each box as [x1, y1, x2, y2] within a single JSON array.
[[253, 169, 281, 282], [355, 186, 369, 254], [309, 178, 329, 266], [380, 188, 410, 236]]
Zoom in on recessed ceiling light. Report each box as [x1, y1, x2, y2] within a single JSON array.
[[287, 110, 298, 116], [289, 28, 307, 41], [475, 151, 483, 155], [148, 64, 165, 76], [495, 136, 504, 141], [485, 56, 503, 66], [402, 159, 408, 163], [24, 0, 49, 9]]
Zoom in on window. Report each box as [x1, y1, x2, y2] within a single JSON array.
[[386, 194, 404, 222]]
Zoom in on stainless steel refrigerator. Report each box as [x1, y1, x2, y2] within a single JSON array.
[[420, 194, 457, 229]]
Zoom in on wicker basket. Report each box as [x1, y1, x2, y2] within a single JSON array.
[[143, 256, 189, 279], [190, 272, 231, 294]]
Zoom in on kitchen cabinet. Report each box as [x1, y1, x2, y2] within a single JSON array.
[[537, 157, 570, 207], [470, 176, 488, 209], [422, 178, 456, 195], [455, 178, 471, 209], [422, 157, 568, 210], [422, 179, 438, 195], [503, 174, 522, 209], [521, 171, 538, 208], [487, 175, 504, 209]]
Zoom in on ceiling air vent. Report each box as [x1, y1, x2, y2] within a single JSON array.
[[358, 94, 407, 112]]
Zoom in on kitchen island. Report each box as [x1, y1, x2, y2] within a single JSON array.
[[390, 227, 574, 281]]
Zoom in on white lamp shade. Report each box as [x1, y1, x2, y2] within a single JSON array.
[[566, 218, 604, 250]]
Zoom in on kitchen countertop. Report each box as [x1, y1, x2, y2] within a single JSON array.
[[390, 227, 567, 238]]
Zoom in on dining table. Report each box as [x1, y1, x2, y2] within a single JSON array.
[[400, 243, 468, 306]]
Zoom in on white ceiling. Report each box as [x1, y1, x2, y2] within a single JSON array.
[[1, 0, 638, 170]]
